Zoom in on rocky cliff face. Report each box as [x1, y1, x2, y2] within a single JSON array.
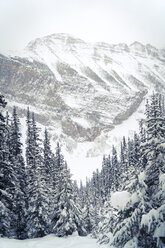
[[0, 33, 165, 155]]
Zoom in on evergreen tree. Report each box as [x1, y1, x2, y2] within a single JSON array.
[[111, 145, 119, 191], [133, 132, 141, 169], [119, 140, 127, 189], [139, 93, 165, 246], [43, 128, 55, 233], [9, 107, 27, 239], [53, 144, 86, 237], [100, 155, 112, 201], [79, 180, 86, 208], [110, 94, 165, 248], [0, 95, 15, 237], [25, 111, 48, 238], [112, 171, 150, 248], [98, 200, 118, 245], [139, 119, 147, 170], [127, 137, 134, 168], [83, 192, 95, 234]]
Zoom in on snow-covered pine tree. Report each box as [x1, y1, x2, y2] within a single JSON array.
[[83, 190, 95, 234], [111, 145, 119, 191], [100, 155, 107, 201], [127, 137, 134, 168], [111, 171, 149, 248], [111, 93, 165, 248], [90, 169, 104, 238], [43, 129, 52, 176], [133, 132, 141, 170], [82, 177, 96, 234], [125, 137, 138, 189], [144, 93, 163, 194], [98, 138, 142, 246], [119, 138, 128, 189], [50, 142, 65, 231], [79, 180, 86, 208], [25, 110, 48, 238], [139, 119, 147, 170], [32, 114, 50, 236], [93, 169, 102, 206], [9, 107, 27, 239], [0, 95, 15, 238], [53, 143, 86, 237], [43, 128, 56, 234], [98, 200, 118, 245], [100, 155, 112, 201], [139, 93, 165, 247], [72, 180, 80, 205]]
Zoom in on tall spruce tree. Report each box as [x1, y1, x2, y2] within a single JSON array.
[[9, 107, 27, 239], [53, 143, 86, 237], [0, 95, 15, 237], [133, 132, 141, 169], [139, 119, 147, 170], [25, 111, 48, 238], [43, 128, 54, 233], [111, 145, 119, 191], [83, 190, 95, 234], [100, 155, 112, 201], [138, 93, 165, 247], [110, 94, 165, 248]]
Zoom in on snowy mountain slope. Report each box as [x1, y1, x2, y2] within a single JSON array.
[[0, 33, 165, 160]]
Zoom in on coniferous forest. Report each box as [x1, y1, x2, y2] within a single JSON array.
[[0, 93, 165, 247]]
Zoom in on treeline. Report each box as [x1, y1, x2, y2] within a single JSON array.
[[0, 95, 86, 239], [0, 93, 165, 247], [80, 93, 165, 247]]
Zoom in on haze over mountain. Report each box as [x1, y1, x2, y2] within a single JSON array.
[[0, 33, 165, 161]]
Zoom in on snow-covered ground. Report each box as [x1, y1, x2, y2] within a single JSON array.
[[0, 234, 108, 248]]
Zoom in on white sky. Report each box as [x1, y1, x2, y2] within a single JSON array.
[[0, 0, 165, 51]]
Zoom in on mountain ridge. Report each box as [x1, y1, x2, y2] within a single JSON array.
[[0, 33, 165, 157]]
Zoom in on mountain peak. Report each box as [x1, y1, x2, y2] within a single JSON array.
[[0, 33, 165, 159], [47, 33, 85, 43], [129, 41, 159, 56], [26, 33, 85, 50], [130, 41, 146, 51]]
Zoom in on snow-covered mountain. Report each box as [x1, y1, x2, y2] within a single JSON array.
[[0, 33, 165, 160]]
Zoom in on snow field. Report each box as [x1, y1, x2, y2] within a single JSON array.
[[0, 234, 108, 248]]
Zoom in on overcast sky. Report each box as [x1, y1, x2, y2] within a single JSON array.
[[0, 0, 165, 51]]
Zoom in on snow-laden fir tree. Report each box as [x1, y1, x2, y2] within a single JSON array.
[[0, 96, 18, 238], [43, 128, 56, 234], [25, 111, 49, 238], [9, 107, 27, 239], [133, 132, 141, 169], [111, 145, 119, 191], [111, 93, 165, 248], [100, 155, 112, 201], [139, 119, 147, 170], [79, 180, 86, 208], [0, 95, 12, 237], [98, 200, 118, 245], [53, 143, 86, 237], [139, 93, 165, 247], [83, 190, 95, 235], [119, 137, 128, 189], [95, 93, 165, 248]]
